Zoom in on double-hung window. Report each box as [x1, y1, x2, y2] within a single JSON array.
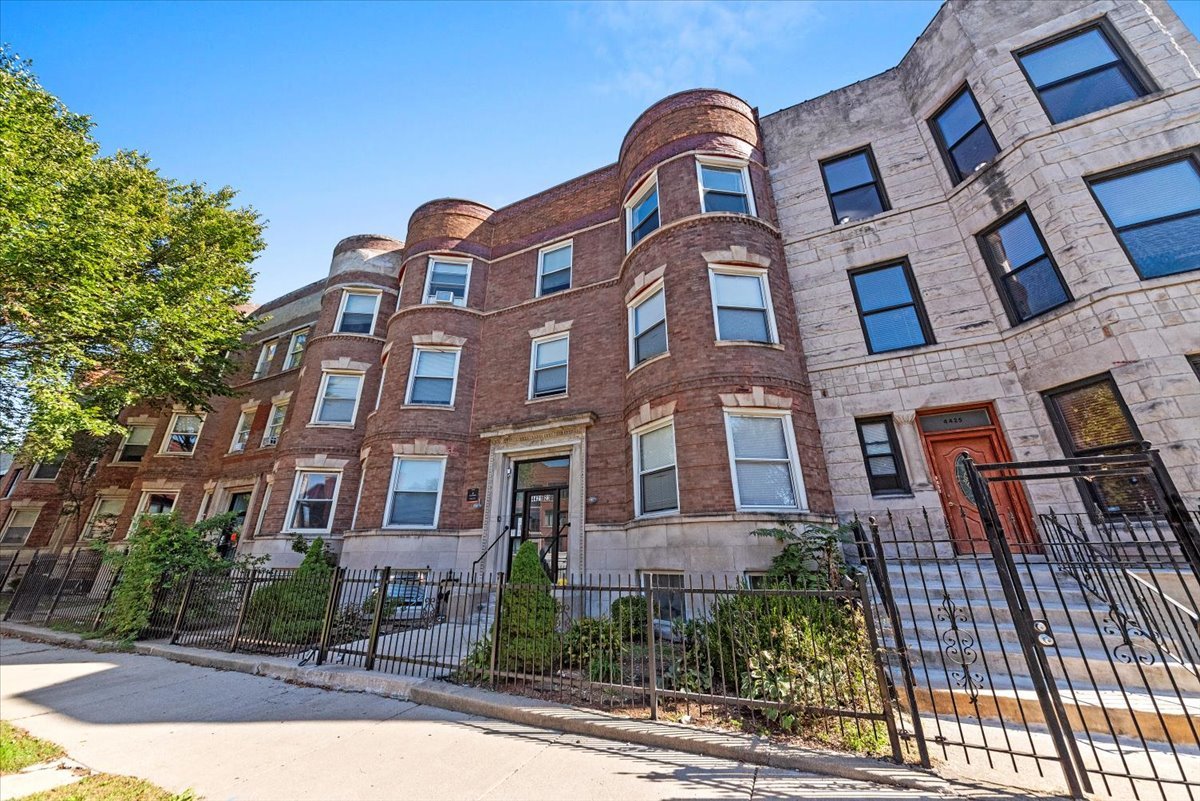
[[820, 147, 889, 224], [698, 158, 753, 214], [406, 348, 459, 406], [313, 372, 363, 425], [629, 286, 668, 367], [116, 425, 154, 463], [709, 268, 776, 343], [424, 258, 470, 306], [83, 497, 124, 540], [1016, 23, 1148, 124], [30, 459, 63, 480], [138, 492, 177, 518], [930, 86, 1000, 184], [162, 413, 203, 455], [253, 341, 277, 379], [724, 413, 803, 510], [1, 509, 38, 545], [634, 420, 678, 516], [979, 207, 1071, 323], [284, 329, 308, 370], [336, 290, 380, 334], [856, 417, 911, 496], [848, 261, 933, 354], [262, 403, 287, 446], [384, 458, 446, 528], [537, 242, 573, 296], [287, 471, 339, 533], [230, 410, 254, 453], [529, 335, 569, 399], [627, 178, 660, 249], [1088, 155, 1200, 279]]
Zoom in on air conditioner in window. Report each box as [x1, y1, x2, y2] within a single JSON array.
[[434, 290, 456, 304]]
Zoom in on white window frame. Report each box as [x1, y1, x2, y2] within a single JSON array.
[[135, 490, 178, 519], [115, 425, 154, 463], [253, 340, 277, 379], [722, 409, 807, 512], [707, 265, 778, 344], [423, 256, 472, 307], [382, 456, 447, 530], [159, 413, 205, 456], [375, 355, 388, 411], [695, 155, 756, 216], [535, 240, 574, 297], [311, 370, 365, 426], [334, 288, 382, 335], [284, 470, 341, 534], [404, 347, 461, 407], [632, 417, 680, 518], [28, 460, 63, 481], [528, 333, 569, 400], [625, 173, 660, 251], [1, 508, 39, 546], [261, 402, 287, 446], [82, 496, 125, 540], [627, 282, 669, 370], [283, 328, 309, 371], [229, 409, 254, 453]]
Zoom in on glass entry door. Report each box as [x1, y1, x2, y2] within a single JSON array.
[[508, 457, 570, 581]]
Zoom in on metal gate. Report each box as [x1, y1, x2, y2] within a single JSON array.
[[858, 445, 1200, 800]]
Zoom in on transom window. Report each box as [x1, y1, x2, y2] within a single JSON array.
[[629, 286, 668, 367], [856, 417, 910, 496], [30, 458, 63, 480], [385, 458, 446, 528], [820, 147, 889, 224], [253, 341, 277, 379], [1017, 24, 1148, 124], [930, 86, 1000, 184], [230, 410, 254, 453], [698, 159, 752, 214], [162, 413, 203, 455], [336, 290, 381, 334], [979, 207, 1071, 323], [406, 348, 460, 406], [1088, 156, 1200, 279], [725, 413, 803, 510], [627, 179, 660, 249], [1, 509, 38, 545], [709, 268, 776, 343], [284, 329, 308, 370], [424, 258, 470, 306], [848, 261, 933, 354], [287, 471, 339, 533], [262, 403, 287, 446], [116, 425, 154, 463], [634, 420, 678, 516], [530, 335, 569, 398], [83, 497, 124, 540], [537, 242, 573, 296], [313, 372, 363, 425]]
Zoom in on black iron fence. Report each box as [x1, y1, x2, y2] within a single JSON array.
[[2, 548, 120, 632]]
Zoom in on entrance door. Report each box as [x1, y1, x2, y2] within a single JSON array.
[[219, 491, 252, 559], [508, 457, 570, 581]]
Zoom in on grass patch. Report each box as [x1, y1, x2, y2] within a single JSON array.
[[18, 773, 193, 801], [0, 721, 65, 774]]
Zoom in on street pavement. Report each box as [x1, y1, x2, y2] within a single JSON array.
[[0, 637, 960, 800]]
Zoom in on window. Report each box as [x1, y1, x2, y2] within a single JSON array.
[[375, 356, 388, 411], [724, 413, 803, 510], [698, 158, 753, 214], [820, 147, 889, 224], [4, 468, 22, 498], [1, 509, 38, 545], [537, 242, 573, 296], [253, 341, 277, 379], [314, 372, 363, 425], [645, 572, 686, 623], [30, 458, 63, 480], [116, 425, 153, 463], [634, 420, 678, 516], [1044, 375, 1155, 515], [287, 471, 340, 533], [1017, 23, 1148, 124], [230, 410, 254, 453], [82, 497, 124, 540], [424, 258, 470, 306], [1088, 156, 1200, 279], [284, 329, 308, 370], [1191, 354, 1200, 381], [626, 178, 660, 249], [930, 86, 1000, 184], [629, 286, 668, 367], [709, 268, 776, 343], [162, 413, 203, 454], [335, 290, 380, 334], [979, 207, 1072, 323], [262, 403, 287, 446], [856, 417, 911, 496], [849, 261, 933, 354], [405, 348, 460, 406], [529, 335, 568, 398], [384, 458, 446, 528], [138, 492, 177, 517]]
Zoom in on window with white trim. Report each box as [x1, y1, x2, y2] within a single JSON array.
[[313, 372, 363, 425], [375, 355, 388, 411], [162, 414, 203, 455], [424, 258, 470, 306], [4, 468, 22, 498], [262, 403, 287, 446], [287, 471, 340, 533], [82, 497, 124, 540], [634, 419, 678, 516], [724, 412, 803, 510], [709, 267, 776, 343], [230, 410, 254, 453], [384, 457, 446, 528], [529, 335, 568, 398], [336, 290, 381, 334], [629, 286, 668, 367], [30, 458, 63, 480], [537, 242, 572, 296], [1, 509, 38, 545], [137, 492, 177, 518], [116, 425, 154, 463], [253, 341, 277, 379], [405, 348, 460, 406], [698, 158, 753, 215], [283, 328, 308, 370], [626, 178, 660, 249]]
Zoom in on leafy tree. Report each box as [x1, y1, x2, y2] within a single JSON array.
[[0, 47, 264, 461]]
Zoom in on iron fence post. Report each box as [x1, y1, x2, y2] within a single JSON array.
[[854, 571, 904, 764], [91, 564, 121, 631], [42, 549, 79, 624], [229, 569, 256, 652], [316, 567, 344, 667], [1143, 443, 1200, 579], [0, 551, 18, 596], [170, 572, 197, 644], [643, 573, 658, 721], [487, 572, 505, 687], [365, 566, 390, 671]]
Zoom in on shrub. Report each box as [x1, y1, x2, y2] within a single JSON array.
[[242, 539, 333, 645], [609, 595, 647, 643], [495, 540, 559, 672], [563, 616, 625, 682]]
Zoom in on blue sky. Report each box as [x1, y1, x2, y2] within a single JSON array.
[[4, 0, 1197, 303]]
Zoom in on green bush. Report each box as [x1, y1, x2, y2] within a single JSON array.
[[495, 540, 559, 672], [609, 595, 647, 643], [243, 538, 333, 645], [563, 616, 624, 682]]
